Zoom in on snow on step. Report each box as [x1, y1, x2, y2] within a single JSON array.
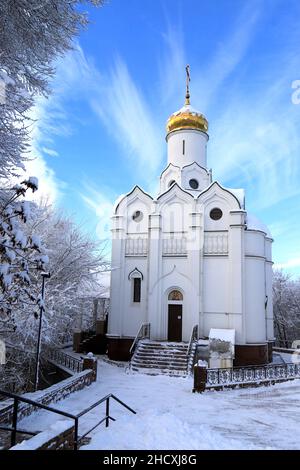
[[130, 340, 189, 377]]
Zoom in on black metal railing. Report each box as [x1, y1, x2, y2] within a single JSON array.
[[75, 393, 136, 445], [0, 390, 136, 450], [129, 322, 151, 356], [187, 325, 198, 358], [186, 325, 198, 374], [206, 362, 300, 388], [0, 389, 77, 449], [46, 348, 83, 373]]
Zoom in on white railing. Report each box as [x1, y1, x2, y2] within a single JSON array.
[[125, 238, 148, 256], [162, 237, 187, 256], [204, 232, 228, 254]]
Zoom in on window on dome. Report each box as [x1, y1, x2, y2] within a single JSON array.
[[182, 140, 185, 155], [168, 290, 183, 301], [189, 179, 199, 190], [132, 210, 143, 222], [210, 208, 223, 220]]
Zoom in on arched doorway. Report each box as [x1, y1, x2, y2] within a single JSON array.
[[167, 289, 183, 342]]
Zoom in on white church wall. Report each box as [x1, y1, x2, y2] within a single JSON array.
[[265, 237, 273, 261], [167, 129, 208, 168], [181, 162, 211, 193], [122, 258, 148, 337], [108, 216, 126, 336], [160, 164, 181, 193], [245, 230, 265, 257], [245, 257, 267, 343], [161, 201, 188, 233], [109, 265, 122, 336], [201, 198, 237, 233], [159, 257, 199, 342], [202, 257, 230, 335], [265, 238, 274, 341]]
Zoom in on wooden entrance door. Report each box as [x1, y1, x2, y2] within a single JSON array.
[[168, 304, 182, 342]]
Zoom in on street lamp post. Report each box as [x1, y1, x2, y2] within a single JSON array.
[[34, 271, 51, 392]]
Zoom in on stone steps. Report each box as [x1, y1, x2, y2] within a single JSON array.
[[130, 340, 189, 377], [131, 366, 187, 377]]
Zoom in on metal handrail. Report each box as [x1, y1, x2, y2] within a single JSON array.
[[0, 389, 77, 449], [46, 348, 83, 373], [187, 324, 198, 358], [129, 322, 151, 356], [0, 389, 136, 450]]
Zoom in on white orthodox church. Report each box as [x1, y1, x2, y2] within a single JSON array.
[[107, 68, 274, 366]]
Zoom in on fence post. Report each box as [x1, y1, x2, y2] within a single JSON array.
[[83, 352, 97, 382], [193, 364, 207, 393], [73, 330, 82, 353], [74, 417, 79, 451], [11, 398, 19, 447], [106, 397, 110, 427]]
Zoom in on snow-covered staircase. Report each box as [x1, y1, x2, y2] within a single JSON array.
[[130, 340, 189, 377]]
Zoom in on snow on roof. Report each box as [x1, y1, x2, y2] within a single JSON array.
[[247, 213, 272, 238], [223, 186, 245, 208], [173, 104, 203, 116], [209, 328, 235, 344]]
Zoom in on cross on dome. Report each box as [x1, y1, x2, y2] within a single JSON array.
[[166, 65, 209, 136]]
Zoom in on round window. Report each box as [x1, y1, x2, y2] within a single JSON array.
[[210, 208, 223, 220], [132, 210, 143, 222], [168, 180, 176, 187], [189, 179, 199, 190]]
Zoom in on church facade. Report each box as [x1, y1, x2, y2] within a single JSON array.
[[107, 70, 274, 366]]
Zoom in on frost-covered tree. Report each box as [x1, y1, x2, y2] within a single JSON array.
[[0, 178, 49, 322], [0, 0, 102, 178], [273, 270, 300, 347], [0, 203, 108, 392]]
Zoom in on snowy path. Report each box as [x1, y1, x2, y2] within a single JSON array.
[[20, 358, 300, 450]]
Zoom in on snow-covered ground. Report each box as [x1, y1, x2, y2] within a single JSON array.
[[20, 358, 300, 450]]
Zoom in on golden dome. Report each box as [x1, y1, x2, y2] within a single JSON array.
[[166, 64, 208, 136], [166, 103, 209, 135]]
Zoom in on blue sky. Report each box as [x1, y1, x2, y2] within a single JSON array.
[[28, 0, 300, 275]]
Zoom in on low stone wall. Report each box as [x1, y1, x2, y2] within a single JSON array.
[[0, 368, 95, 426], [10, 420, 75, 450], [273, 346, 300, 356]]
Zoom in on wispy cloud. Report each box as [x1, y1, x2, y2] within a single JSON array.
[[274, 257, 300, 271], [22, 42, 103, 204], [159, 1, 262, 111], [23, 95, 66, 204], [159, 20, 186, 106], [80, 182, 114, 242], [90, 58, 164, 183], [211, 61, 300, 211], [42, 147, 59, 158], [194, 2, 262, 112]]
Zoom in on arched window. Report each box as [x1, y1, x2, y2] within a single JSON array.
[[128, 268, 143, 303], [168, 290, 183, 301]]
